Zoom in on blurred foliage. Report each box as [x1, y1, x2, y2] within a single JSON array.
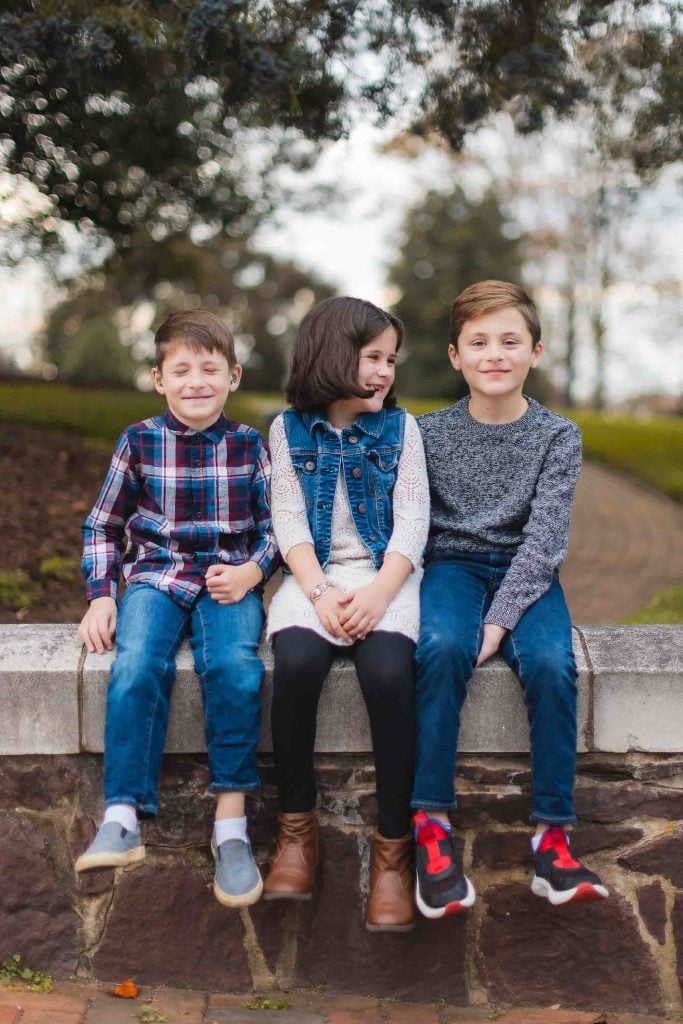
[[0, 570, 41, 611], [620, 586, 683, 625], [0, 380, 277, 440], [388, 186, 554, 401], [42, 234, 335, 388], [567, 411, 683, 504], [1, 2, 679, 264], [38, 555, 80, 581]]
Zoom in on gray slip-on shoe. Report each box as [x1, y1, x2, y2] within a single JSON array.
[[212, 838, 263, 908], [75, 821, 145, 872]]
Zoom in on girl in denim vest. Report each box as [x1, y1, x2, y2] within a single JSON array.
[[264, 296, 429, 931]]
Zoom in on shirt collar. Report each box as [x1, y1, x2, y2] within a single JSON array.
[[162, 409, 229, 444], [303, 407, 386, 439]]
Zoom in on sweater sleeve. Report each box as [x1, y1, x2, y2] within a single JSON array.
[[268, 413, 315, 559], [385, 413, 430, 569], [485, 422, 582, 630]]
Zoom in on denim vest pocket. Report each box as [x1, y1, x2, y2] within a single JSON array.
[[365, 446, 401, 530]]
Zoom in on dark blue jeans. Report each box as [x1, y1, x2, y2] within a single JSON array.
[[104, 583, 265, 817], [411, 553, 578, 825]]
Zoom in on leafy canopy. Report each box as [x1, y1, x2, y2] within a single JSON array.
[[2, 1, 678, 261]]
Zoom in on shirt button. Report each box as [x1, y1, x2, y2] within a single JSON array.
[[305, 460, 316, 471], [348, 435, 358, 444], [352, 467, 362, 479], [358, 502, 366, 514]]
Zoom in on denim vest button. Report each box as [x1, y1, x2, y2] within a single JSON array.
[[368, 534, 377, 541], [348, 435, 358, 444], [358, 502, 366, 514], [305, 460, 315, 471], [352, 467, 362, 479]]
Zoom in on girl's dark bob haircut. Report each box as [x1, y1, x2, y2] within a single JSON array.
[[286, 296, 404, 411]]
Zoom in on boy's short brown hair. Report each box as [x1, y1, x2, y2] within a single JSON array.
[[449, 280, 541, 349], [286, 296, 404, 411], [154, 310, 236, 368]]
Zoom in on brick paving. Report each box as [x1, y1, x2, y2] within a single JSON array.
[[563, 461, 683, 623], [0, 983, 678, 1024]]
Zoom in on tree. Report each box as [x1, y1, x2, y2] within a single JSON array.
[[42, 234, 335, 389], [387, 186, 556, 400], [2, 1, 677, 264]]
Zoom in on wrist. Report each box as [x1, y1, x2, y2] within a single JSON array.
[[309, 578, 333, 604]]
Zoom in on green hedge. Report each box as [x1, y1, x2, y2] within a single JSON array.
[[2, 382, 681, 502]]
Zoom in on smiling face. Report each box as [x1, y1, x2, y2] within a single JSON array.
[[152, 341, 241, 431], [448, 306, 542, 403], [326, 326, 398, 427]]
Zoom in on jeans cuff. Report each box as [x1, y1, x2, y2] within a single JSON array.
[[208, 781, 261, 795], [529, 812, 577, 826], [410, 799, 457, 811], [105, 797, 157, 818]]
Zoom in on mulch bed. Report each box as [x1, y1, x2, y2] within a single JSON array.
[[1, 422, 111, 623]]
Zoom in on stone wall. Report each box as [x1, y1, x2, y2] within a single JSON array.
[[1, 624, 682, 1018]]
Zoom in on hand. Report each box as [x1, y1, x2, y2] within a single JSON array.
[[206, 563, 260, 604], [476, 623, 508, 667], [337, 582, 390, 639], [78, 597, 117, 654], [313, 586, 352, 642]]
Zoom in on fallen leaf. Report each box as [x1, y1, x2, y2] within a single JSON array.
[[113, 978, 139, 999]]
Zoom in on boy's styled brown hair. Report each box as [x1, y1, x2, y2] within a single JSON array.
[[450, 281, 541, 349], [286, 296, 404, 411], [154, 310, 236, 368]]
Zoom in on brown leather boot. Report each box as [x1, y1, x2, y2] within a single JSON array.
[[366, 830, 415, 932], [263, 810, 318, 900]]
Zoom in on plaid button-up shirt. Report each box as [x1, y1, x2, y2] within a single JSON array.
[[82, 410, 279, 608]]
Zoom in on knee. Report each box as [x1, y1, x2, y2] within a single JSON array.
[[522, 647, 577, 698], [417, 627, 474, 679], [207, 647, 263, 695]]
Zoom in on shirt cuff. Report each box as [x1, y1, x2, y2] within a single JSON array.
[[484, 600, 524, 631], [86, 579, 118, 603], [385, 540, 419, 571], [249, 549, 281, 582]]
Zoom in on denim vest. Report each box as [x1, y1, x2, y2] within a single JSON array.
[[282, 406, 406, 571]]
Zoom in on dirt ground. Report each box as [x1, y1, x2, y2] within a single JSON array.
[[2, 421, 682, 626]]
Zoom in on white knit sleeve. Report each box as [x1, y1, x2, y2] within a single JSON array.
[[385, 413, 430, 569], [269, 414, 315, 559]]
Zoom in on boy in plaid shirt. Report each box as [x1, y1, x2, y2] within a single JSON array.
[[75, 310, 278, 908]]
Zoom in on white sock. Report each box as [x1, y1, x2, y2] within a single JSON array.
[[531, 829, 548, 853], [104, 804, 139, 833], [214, 815, 248, 845]]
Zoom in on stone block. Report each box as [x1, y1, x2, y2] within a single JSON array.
[[477, 883, 663, 1014], [0, 815, 79, 976], [91, 861, 252, 990], [617, 831, 683, 889], [291, 827, 469, 1004], [636, 881, 667, 945], [0, 626, 80, 754], [583, 625, 683, 753]]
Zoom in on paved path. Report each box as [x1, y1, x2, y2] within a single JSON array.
[[0, 981, 673, 1024], [562, 461, 683, 623]]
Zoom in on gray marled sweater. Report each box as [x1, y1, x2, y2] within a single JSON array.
[[418, 397, 582, 630]]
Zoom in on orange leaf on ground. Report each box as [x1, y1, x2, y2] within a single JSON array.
[[113, 979, 139, 999]]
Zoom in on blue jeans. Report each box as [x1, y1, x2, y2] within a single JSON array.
[[411, 553, 578, 825], [104, 583, 265, 817]]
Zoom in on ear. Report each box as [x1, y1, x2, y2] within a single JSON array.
[[447, 344, 461, 372], [530, 340, 543, 368], [228, 364, 243, 392], [152, 367, 164, 395]]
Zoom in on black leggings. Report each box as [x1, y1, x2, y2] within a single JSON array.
[[271, 627, 416, 838]]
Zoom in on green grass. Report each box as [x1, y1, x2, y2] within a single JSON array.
[[620, 585, 683, 625], [2, 382, 681, 502], [564, 410, 683, 504], [0, 381, 281, 443]]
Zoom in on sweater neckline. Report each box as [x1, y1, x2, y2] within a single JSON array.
[[453, 395, 538, 432]]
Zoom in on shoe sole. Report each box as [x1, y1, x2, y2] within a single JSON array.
[[531, 876, 609, 905], [366, 920, 416, 933], [213, 874, 264, 908], [415, 874, 476, 920], [75, 845, 145, 873]]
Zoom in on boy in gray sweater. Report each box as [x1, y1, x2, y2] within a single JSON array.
[[412, 280, 608, 918]]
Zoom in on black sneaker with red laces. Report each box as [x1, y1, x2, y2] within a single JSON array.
[[413, 811, 475, 919], [531, 827, 608, 905]]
